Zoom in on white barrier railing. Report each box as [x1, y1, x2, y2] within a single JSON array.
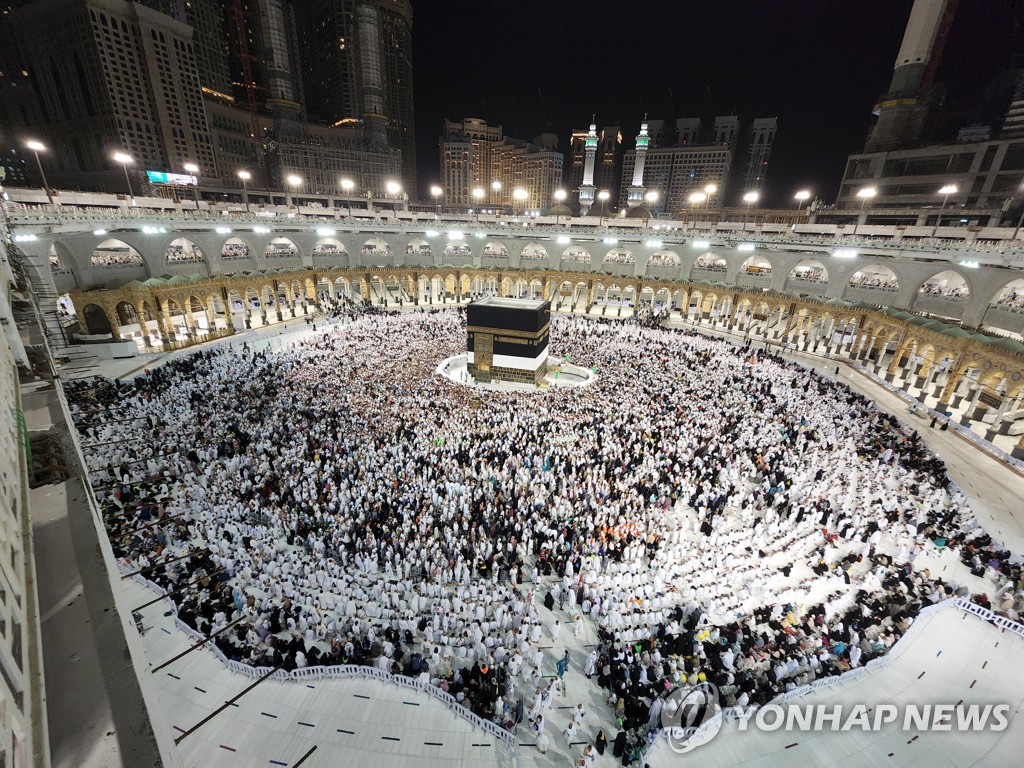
[[643, 597, 1024, 762], [214, 658, 518, 752]]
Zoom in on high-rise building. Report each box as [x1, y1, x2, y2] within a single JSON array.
[[567, 127, 590, 193], [620, 143, 732, 216], [7, 0, 218, 192], [864, 0, 958, 152], [440, 118, 562, 212], [296, 0, 416, 188], [594, 125, 622, 206], [735, 116, 777, 198], [712, 115, 741, 151], [1000, 71, 1024, 140], [617, 114, 776, 211]]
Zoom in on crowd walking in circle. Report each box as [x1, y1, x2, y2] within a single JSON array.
[[68, 310, 1021, 765]]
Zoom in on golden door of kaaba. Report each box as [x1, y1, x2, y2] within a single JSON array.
[[476, 333, 493, 371]]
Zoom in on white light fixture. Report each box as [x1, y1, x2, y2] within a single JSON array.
[[692, 240, 711, 249], [557, 236, 571, 245], [645, 239, 663, 248], [856, 187, 877, 199], [513, 188, 529, 201], [238, 170, 252, 181], [93, 229, 106, 236], [447, 231, 465, 241], [959, 260, 980, 269], [385, 181, 401, 196], [26, 140, 45, 152], [254, 225, 271, 234], [425, 230, 439, 238], [834, 248, 858, 258], [554, 189, 567, 202], [602, 237, 618, 245], [316, 227, 336, 237], [472, 187, 485, 201], [430, 185, 443, 197], [13, 233, 38, 242], [794, 190, 811, 201], [491, 180, 502, 191], [113, 152, 132, 165], [215, 226, 232, 234], [474, 232, 487, 239], [737, 243, 756, 252], [688, 192, 707, 205], [742, 191, 759, 204], [597, 190, 610, 201], [340, 178, 355, 192], [704, 184, 718, 195], [287, 174, 302, 187]]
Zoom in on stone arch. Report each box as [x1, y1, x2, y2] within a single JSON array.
[[222, 237, 251, 259], [114, 300, 139, 327], [362, 237, 391, 256], [482, 241, 510, 259], [520, 242, 549, 262], [989, 277, 1024, 308], [314, 238, 348, 256], [90, 239, 143, 268], [788, 259, 829, 283], [444, 240, 472, 258], [561, 245, 592, 264], [602, 248, 634, 266], [693, 251, 727, 270], [915, 269, 970, 299], [81, 303, 112, 334], [846, 264, 900, 291], [405, 238, 431, 257], [739, 254, 773, 275], [265, 237, 300, 259], [164, 237, 205, 264], [648, 250, 680, 267]]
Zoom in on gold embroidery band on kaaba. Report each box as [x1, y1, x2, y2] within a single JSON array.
[[466, 321, 551, 339]]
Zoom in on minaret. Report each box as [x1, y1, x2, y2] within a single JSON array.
[[865, 0, 958, 152], [626, 121, 651, 209], [578, 121, 599, 214]]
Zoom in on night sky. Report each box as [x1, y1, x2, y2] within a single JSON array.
[[411, 0, 1024, 205]]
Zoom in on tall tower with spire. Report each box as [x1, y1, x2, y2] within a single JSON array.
[[578, 122, 599, 213], [626, 121, 651, 209], [864, 0, 958, 152]]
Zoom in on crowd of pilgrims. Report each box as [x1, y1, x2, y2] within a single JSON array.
[[67, 309, 1021, 762]]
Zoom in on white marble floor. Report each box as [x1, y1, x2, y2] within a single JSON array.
[[74, 311, 1024, 768]]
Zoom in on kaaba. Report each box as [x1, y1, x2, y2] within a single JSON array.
[[466, 297, 551, 385]]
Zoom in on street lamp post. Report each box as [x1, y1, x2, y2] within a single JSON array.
[[794, 189, 811, 211], [340, 178, 355, 216], [472, 187, 485, 223], [935, 184, 958, 234], [703, 183, 717, 213], [430, 185, 443, 216], [238, 170, 252, 213], [513, 188, 529, 221], [597, 189, 610, 227], [644, 190, 659, 225], [490, 180, 502, 210], [856, 186, 877, 216], [286, 173, 302, 208], [553, 188, 567, 226], [183, 163, 200, 209], [25, 140, 53, 205], [742, 191, 759, 225], [113, 152, 135, 205], [688, 191, 706, 226]]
